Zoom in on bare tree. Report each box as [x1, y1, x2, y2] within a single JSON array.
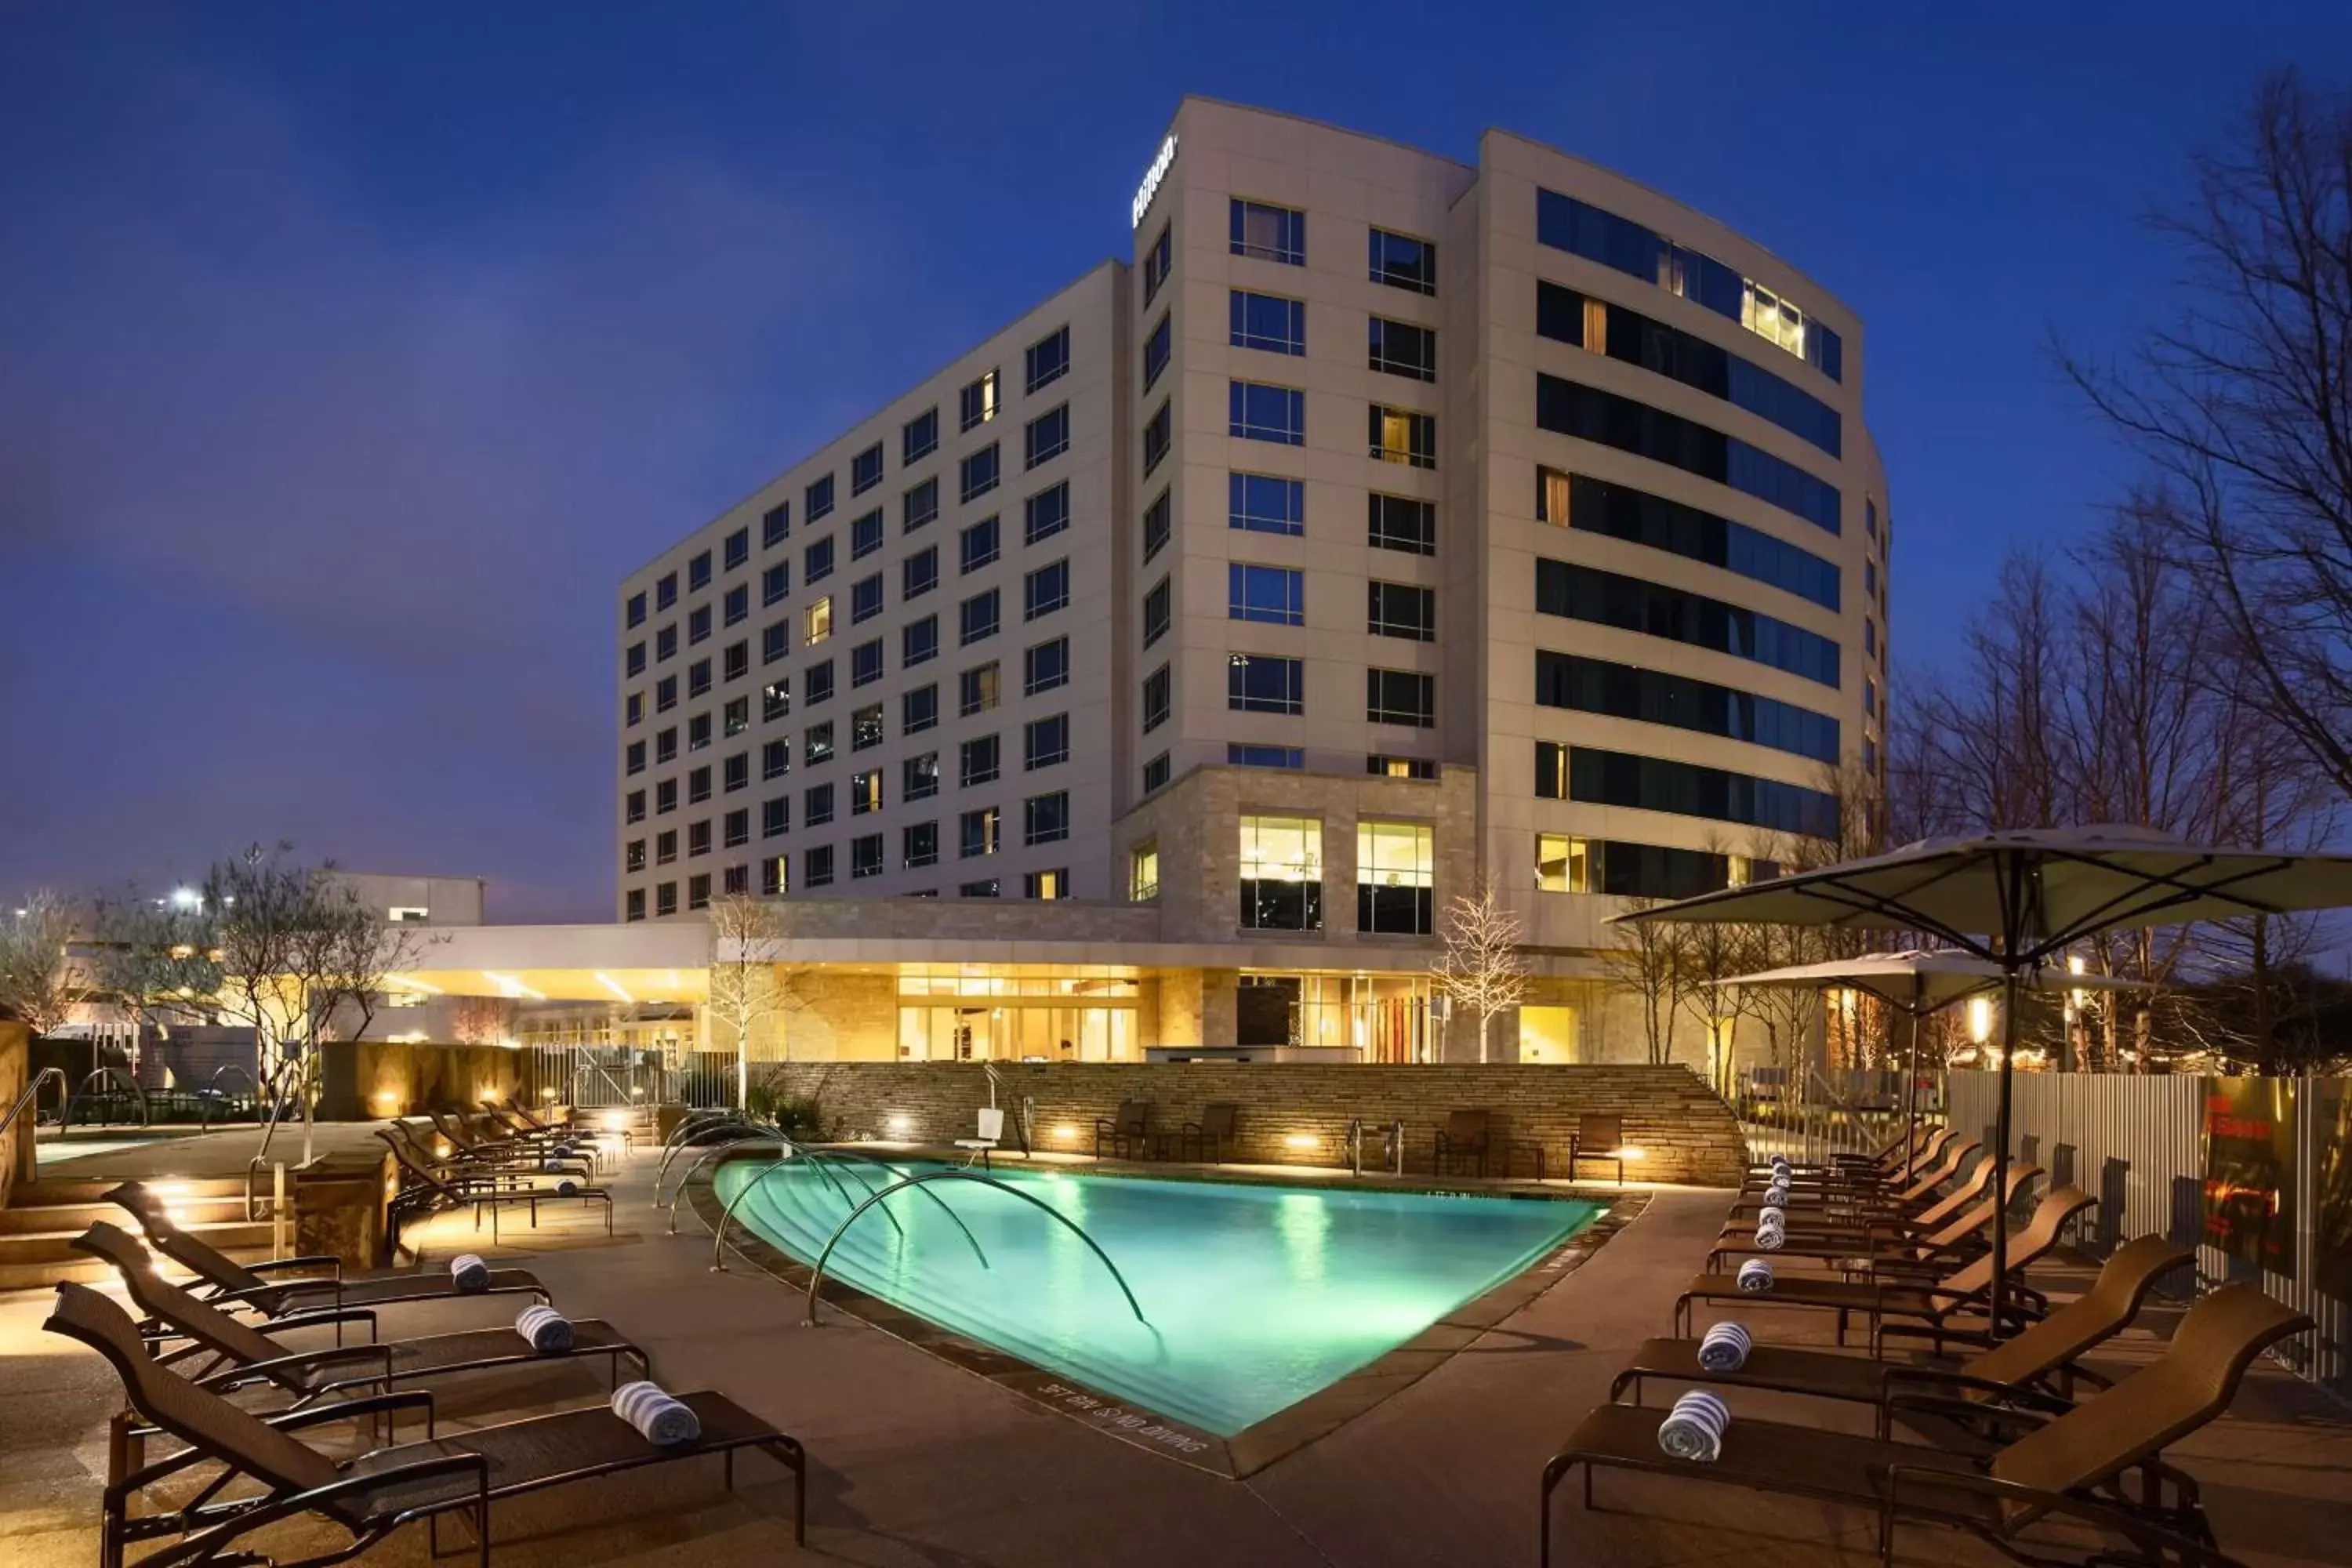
[[0, 891, 79, 1037], [450, 996, 517, 1047], [1598, 898, 1693, 1067], [1430, 879, 1528, 1063], [706, 893, 796, 1106]]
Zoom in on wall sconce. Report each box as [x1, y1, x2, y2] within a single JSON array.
[[1283, 1133, 1319, 1151]]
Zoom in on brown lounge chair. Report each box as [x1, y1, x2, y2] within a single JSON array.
[[106, 1181, 549, 1325], [1675, 1186, 2098, 1350], [1745, 1124, 1953, 1190], [1723, 1142, 2000, 1247], [381, 1130, 615, 1243], [1567, 1114, 1628, 1185], [1180, 1102, 1240, 1163], [1094, 1100, 1152, 1159], [1710, 1163, 2043, 1273], [45, 1281, 804, 1568], [1543, 1283, 2310, 1568], [1619, 1236, 2195, 1417], [387, 1117, 592, 1186], [1434, 1109, 1492, 1176], [1731, 1137, 1981, 1218], [430, 1109, 600, 1175]]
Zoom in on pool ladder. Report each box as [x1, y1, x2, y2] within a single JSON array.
[[1346, 1116, 1406, 1178]]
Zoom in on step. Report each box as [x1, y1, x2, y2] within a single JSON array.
[[0, 1218, 278, 1268], [11, 1175, 249, 1208], [0, 1243, 281, 1294], [0, 1194, 252, 1237]]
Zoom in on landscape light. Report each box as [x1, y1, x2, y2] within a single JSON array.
[[170, 887, 200, 909]]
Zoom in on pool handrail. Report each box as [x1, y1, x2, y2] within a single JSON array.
[[655, 1113, 761, 1204], [800, 1169, 1148, 1330], [662, 1126, 789, 1232]]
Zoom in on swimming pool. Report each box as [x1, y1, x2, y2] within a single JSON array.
[[713, 1157, 1600, 1436]]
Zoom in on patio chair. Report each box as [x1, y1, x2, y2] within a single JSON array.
[[1619, 1236, 2194, 1415], [1729, 1138, 1982, 1220], [43, 1281, 805, 1568], [1567, 1114, 1628, 1185], [1709, 1163, 2043, 1272], [1674, 1186, 2099, 1351], [1745, 1124, 1951, 1189], [1179, 1103, 1240, 1163], [389, 1117, 593, 1186], [1432, 1109, 1491, 1177], [1094, 1100, 1152, 1160], [104, 1182, 550, 1323], [433, 1109, 597, 1174], [1719, 1145, 2001, 1250], [380, 1131, 614, 1243], [1543, 1283, 2310, 1568]]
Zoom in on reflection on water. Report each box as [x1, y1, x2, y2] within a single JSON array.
[[1276, 1192, 1330, 1286]]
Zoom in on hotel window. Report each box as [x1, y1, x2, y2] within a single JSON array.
[[960, 368, 1000, 433], [763, 797, 789, 837], [1367, 318, 1436, 382], [763, 738, 790, 779], [1142, 400, 1171, 475], [687, 873, 711, 910], [1537, 466, 1572, 527], [1142, 751, 1171, 793], [724, 808, 750, 849], [656, 829, 678, 865], [904, 750, 940, 800], [724, 696, 749, 737], [1229, 380, 1305, 445], [657, 572, 677, 610], [851, 639, 884, 688], [723, 864, 750, 895], [851, 769, 883, 816], [1142, 488, 1171, 561], [1142, 664, 1171, 731], [960, 588, 1000, 645], [805, 659, 834, 707], [1239, 815, 1323, 931], [626, 887, 646, 921], [902, 684, 938, 734], [1023, 791, 1069, 846], [960, 516, 1000, 574], [764, 562, 789, 606], [1024, 405, 1069, 470], [1368, 227, 1436, 295], [1358, 821, 1434, 935], [806, 474, 835, 524], [723, 749, 750, 793], [1229, 743, 1302, 769], [763, 502, 790, 548], [1024, 481, 1069, 545], [688, 550, 712, 591], [1368, 492, 1436, 555], [687, 714, 713, 753], [1866, 617, 1878, 659], [961, 734, 1000, 788], [688, 764, 712, 802], [1367, 668, 1435, 728], [723, 586, 749, 628], [656, 624, 677, 662], [902, 614, 938, 666], [961, 806, 1000, 858], [851, 834, 884, 879], [655, 726, 678, 764], [1143, 313, 1171, 390], [626, 641, 647, 677], [724, 527, 750, 572], [805, 721, 834, 766], [851, 441, 884, 497], [1024, 636, 1069, 695], [851, 573, 884, 625], [852, 702, 884, 751], [960, 661, 1000, 716], [1369, 581, 1436, 641], [1130, 842, 1160, 901], [1229, 652, 1304, 715], [688, 659, 712, 699], [724, 641, 749, 682], [1025, 325, 1069, 394], [688, 818, 712, 857], [902, 479, 940, 538], [760, 855, 788, 895], [1229, 290, 1305, 355], [1231, 473, 1304, 535], [626, 692, 644, 727], [1369, 405, 1435, 467], [804, 535, 834, 584], [656, 881, 678, 916], [1025, 713, 1069, 771], [903, 545, 938, 601], [960, 878, 1000, 898], [1023, 559, 1069, 620], [804, 782, 834, 826], [1142, 578, 1171, 647], [626, 591, 647, 629], [626, 740, 646, 775], [903, 820, 939, 868], [1534, 373, 1841, 535], [903, 408, 938, 466], [626, 789, 646, 823], [1865, 676, 1878, 717], [763, 679, 790, 722], [851, 510, 884, 561], [1230, 198, 1305, 265], [1230, 563, 1305, 626], [1142, 222, 1172, 303], [804, 845, 833, 888], [1024, 869, 1068, 900], [688, 605, 712, 646], [1368, 754, 1438, 779], [804, 596, 832, 645]]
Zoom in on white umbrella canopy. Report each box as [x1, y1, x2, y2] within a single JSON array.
[[1710, 949, 2150, 1013]]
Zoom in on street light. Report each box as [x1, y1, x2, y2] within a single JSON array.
[[169, 887, 201, 910]]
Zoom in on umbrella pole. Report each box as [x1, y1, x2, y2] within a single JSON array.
[[1904, 976, 1923, 1173], [1989, 966, 2020, 1339]]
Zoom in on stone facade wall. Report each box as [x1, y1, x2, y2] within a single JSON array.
[[319, 1040, 532, 1118], [769, 1059, 1744, 1186], [0, 1022, 30, 1205]]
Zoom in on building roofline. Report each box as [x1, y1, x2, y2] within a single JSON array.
[[1171, 94, 1477, 174]]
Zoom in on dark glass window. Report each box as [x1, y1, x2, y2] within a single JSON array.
[[850, 834, 884, 879], [688, 605, 712, 646], [1230, 198, 1305, 264], [760, 856, 786, 895], [656, 572, 677, 610], [724, 528, 750, 571], [1143, 313, 1171, 390], [1023, 559, 1069, 621], [688, 658, 712, 698], [1023, 791, 1069, 846], [762, 622, 789, 666], [960, 806, 1000, 858], [904, 750, 940, 800], [1229, 380, 1305, 445], [655, 724, 677, 762], [1142, 488, 1171, 561], [1142, 665, 1171, 732], [626, 591, 647, 628], [1024, 325, 1069, 394], [724, 751, 749, 792], [1142, 223, 1172, 303], [762, 502, 790, 548], [804, 781, 834, 826], [1367, 492, 1435, 555], [960, 661, 1000, 716], [1369, 227, 1436, 294], [656, 882, 678, 916], [902, 684, 938, 735], [1024, 636, 1069, 696], [626, 789, 646, 823], [1534, 190, 1743, 321], [1228, 653, 1304, 714], [723, 585, 749, 627], [626, 691, 643, 728], [760, 796, 788, 837], [1230, 564, 1304, 626], [656, 624, 677, 661], [1537, 742, 1838, 838], [1536, 651, 1838, 762], [1230, 290, 1305, 355], [804, 535, 834, 583], [851, 510, 884, 560], [960, 734, 1000, 787], [763, 562, 789, 606], [688, 551, 712, 590], [960, 515, 999, 574], [903, 477, 938, 534], [804, 659, 835, 707], [1024, 481, 1069, 545], [1142, 401, 1171, 474], [1535, 559, 1840, 687], [903, 820, 938, 868], [1142, 577, 1170, 647], [1367, 668, 1435, 728], [655, 779, 677, 814], [851, 638, 884, 687], [805, 474, 834, 522], [804, 844, 833, 887], [1142, 752, 1171, 793], [960, 589, 1000, 645], [851, 702, 883, 751], [724, 808, 749, 848], [1368, 581, 1436, 641], [1534, 372, 1840, 534], [625, 888, 646, 922], [960, 877, 1000, 898], [626, 839, 646, 872], [626, 740, 646, 775], [903, 545, 938, 599], [1023, 405, 1069, 470], [902, 614, 938, 666], [687, 714, 712, 753], [1230, 473, 1304, 535], [762, 738, 789, 779], [960, 443, 1000, 503], [850, 441, 884, 496], [1368, 318, 1436, 382], [1543, 470, 1838, 611], [1369, 405, 1435, 467], [1025, 713, 1069, 770], [902, 408, 938, 465], [851, 573, 884, 623], [1229, 742, 1301, 768], [626, 642, 647, 677]]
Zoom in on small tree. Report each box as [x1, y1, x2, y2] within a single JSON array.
[[706, 893, 795, 1108], [1599, 898, 1695, 1067], [450, 996, 518, 1047], [0, 891, 79, 1037], [1431, 879, 1529, 1063]]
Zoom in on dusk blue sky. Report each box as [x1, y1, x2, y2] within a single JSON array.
[[4, 4, 2347, 921]]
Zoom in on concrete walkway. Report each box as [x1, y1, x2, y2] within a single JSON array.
[[2, 1146, 2345, 1566]]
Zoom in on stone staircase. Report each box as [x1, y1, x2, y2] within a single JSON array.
[[0, 1175, 275, 1291]]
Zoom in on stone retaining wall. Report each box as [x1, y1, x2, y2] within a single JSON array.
[[768, 1062, 1744, 1187]]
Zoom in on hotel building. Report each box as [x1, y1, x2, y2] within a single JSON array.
[[593, 98, 1889, 1067]]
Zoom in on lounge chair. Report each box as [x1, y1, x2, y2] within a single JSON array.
[[1745, 1124, 1952, 1190], [380, 1130, 615, 1243], [1433, 1109, 1492, 1177], [1179, 1103, 1240, 1163], [1567, 1114, 1628, 1185], [432, 1109, 598, 1174], [1709, 1164, 2043, 1273], [389, 1117, 593, 1186], [1674, 1187, 2098, 1350], [1618, 1236, 2195, 1417], [1729, 1138, 1983, 1220], [1094, 1100, 1152, 1160], [1716, 1147, 2005, 1251], [105, 1181, 550, 1323], [44, 1281, 805, 1568], [1542, 1283, 2310, 1568]]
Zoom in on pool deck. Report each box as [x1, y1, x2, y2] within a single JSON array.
[[4, 1140, 2347, 1567]]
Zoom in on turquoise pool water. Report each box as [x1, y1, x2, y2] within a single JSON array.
[[714, 1158, 1599, 1436]]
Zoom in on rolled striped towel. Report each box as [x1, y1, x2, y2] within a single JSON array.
[[1769, 1153, 1792, 1173], [450, 1253, 490, 1292], [516, 1304, 574, 1353], [612, 1380, 700, 1445], [554, 1177, 580, 1196], [1697, 1320, 1751, 1372], [1751, 1217, 1785, 1251], [1768, 1168, 1792, 1192], [1657, 1389, 1730, 1462], [1759, 1185, 1789, 1210], [1736, 1258, 1774, 1294]]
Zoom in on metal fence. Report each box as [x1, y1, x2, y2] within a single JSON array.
[[1944, 1069, 2349, 1397], [518, 1044, 775, 1113]]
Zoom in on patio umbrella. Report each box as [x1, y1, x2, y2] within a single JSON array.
[[1709, 950, 2148, 1167], [1621, 825, 2352, 1334]]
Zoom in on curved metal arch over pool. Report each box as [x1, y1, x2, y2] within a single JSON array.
[[800, 1169, 1149, 1330], [665, 1129, 792, 1233], [710, 1149, 993, 1273], [655, 1112, 762, 1200]]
